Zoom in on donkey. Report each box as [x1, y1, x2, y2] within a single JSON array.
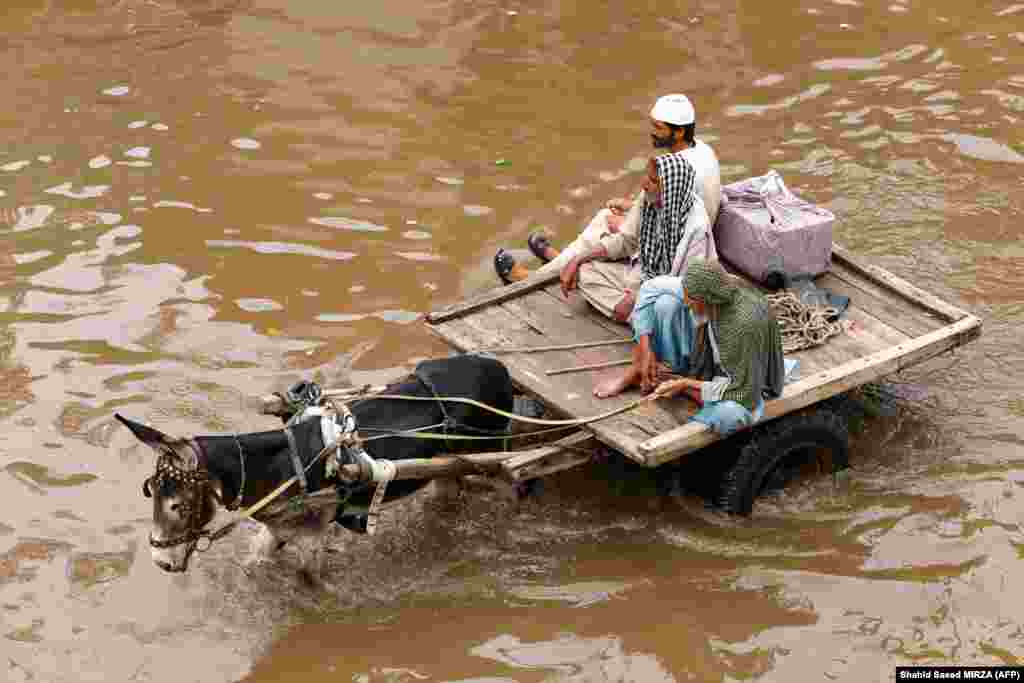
[[116, 354, 514, 580]]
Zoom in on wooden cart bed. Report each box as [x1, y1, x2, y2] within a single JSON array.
[[424, 244, 981, 468]]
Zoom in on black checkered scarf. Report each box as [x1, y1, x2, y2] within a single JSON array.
[[638, 152, 696, 280]]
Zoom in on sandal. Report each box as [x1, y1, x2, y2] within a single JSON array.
[[494, 248, 517, 285], [527, 230, 555, 263]]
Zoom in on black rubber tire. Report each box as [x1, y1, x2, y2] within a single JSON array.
[[718, 410, 850, 516]]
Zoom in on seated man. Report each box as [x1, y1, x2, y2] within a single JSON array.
[[595, 258, 785, 437], [496, 93, 722, 323]]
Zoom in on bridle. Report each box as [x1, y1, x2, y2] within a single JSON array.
[[143, 438, 246, 567]]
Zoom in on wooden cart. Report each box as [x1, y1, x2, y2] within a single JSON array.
[[416, 244, 982, 513], [259, 244, 981, 517]]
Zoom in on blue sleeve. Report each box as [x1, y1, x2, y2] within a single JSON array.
[[630, 276, 684, 338]]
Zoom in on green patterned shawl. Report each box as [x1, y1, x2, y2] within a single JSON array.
[[684, 259, 784, 411]]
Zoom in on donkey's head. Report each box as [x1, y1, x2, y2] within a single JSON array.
[[116, 414, 225, 573]]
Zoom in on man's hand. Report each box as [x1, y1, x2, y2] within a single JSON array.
[[652, 376, 697, 400], [560, 257, 582, 298], [606, 212, 626, 234], [606, 197, 633, 215], [560, 246, 608, 299], [612, 288, 636, 323]]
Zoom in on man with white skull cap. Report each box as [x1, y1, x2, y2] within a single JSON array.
[[495, 93, 721, 323]]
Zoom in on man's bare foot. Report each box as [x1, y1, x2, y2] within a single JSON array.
[[594, 368, 637, 398]]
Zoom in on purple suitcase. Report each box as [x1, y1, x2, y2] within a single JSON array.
[[713, 171, 834, 285]]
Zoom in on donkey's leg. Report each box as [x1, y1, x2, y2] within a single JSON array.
[[292, 504, 339, 587]]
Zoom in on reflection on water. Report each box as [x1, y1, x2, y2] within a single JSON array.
[[1, 0, 1023, 680]]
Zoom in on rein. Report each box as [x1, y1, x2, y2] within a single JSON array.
[[351, 394, 650, 443]]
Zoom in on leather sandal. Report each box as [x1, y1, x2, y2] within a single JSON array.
[[527, 231, 555, 263], [494, 248, 516, 285]]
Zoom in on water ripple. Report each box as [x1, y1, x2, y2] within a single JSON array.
[[44, 182, 110, 199], [153, 200, 213, 213], [206, 239, 356, 261], [309, 216, 388, 232], [2, 159, 32, 172], [944, 133, 1024, 164]]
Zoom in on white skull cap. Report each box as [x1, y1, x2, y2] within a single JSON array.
[[650, 93, 695, 126]]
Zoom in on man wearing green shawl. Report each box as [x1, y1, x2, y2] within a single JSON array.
[[595, 258, 786, 435]]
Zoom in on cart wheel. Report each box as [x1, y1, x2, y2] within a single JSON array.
[[718, 410, 850, 516]]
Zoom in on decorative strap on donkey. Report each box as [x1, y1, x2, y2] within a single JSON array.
[[281, 380, 326, 493], [277, 379, 395, 534]]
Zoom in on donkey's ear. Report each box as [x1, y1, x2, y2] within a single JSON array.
[[114, 414, 175, 448]]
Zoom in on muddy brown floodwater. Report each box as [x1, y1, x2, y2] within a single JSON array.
[[1, 0, 1023, 681]]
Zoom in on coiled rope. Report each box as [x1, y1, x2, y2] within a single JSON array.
[[765, 291, 845, 353]]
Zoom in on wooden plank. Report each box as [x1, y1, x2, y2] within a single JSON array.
[[473, 339, 634, 354], [614, 398, 697, 439], [529, 288, 630, 346], [785, 347, 832, 378], [844, 306, 912, 351], [464, 305, 541, 347], [523, 292, 707, 460], [455, 307, 657, 459], [501, 432, 597, 482], [775, 302, 911, 381], [831, 244, 970, 323], [547, 358, 632, 375], [637, 314, 982, 466], [429, 318, 486, 354], [803, 312, 879, 368], [500, 298, 662, 461], [525, 288, 684, 436], [540, 285, 632, 338], [499, 297, 553, 336], [259, 451, 518, 522], [533, 286, 702, 428], [462, 301, 607, 402], [536, 285, 680, 434], [426, 270, 560, 323], [259, 440, 600, 524], [820, 270, 937, 339], [590, 419, 653, 464], [444, 312, 580, 404], [792, 326, 857, 371], [506, 450, 592, 482], [500, 432, 595, 470], [507, 290, 629, 386]]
